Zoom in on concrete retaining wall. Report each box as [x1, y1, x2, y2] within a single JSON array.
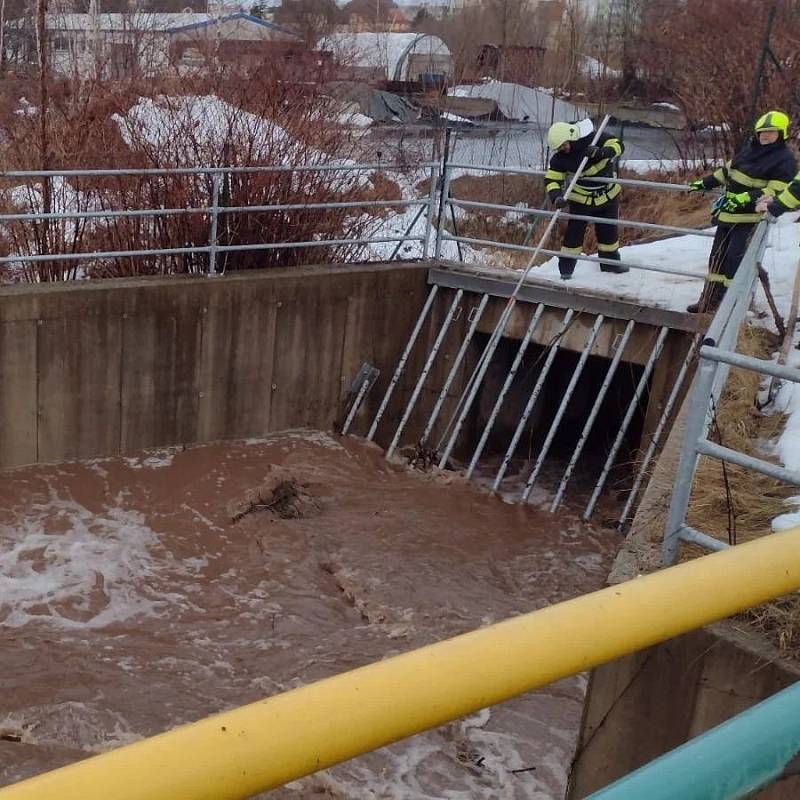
[[0, 264, 430, 469]]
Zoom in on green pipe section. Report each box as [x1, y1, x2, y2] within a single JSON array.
[[588, 680, 800, 800]]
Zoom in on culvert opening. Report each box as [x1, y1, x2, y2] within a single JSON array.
[[471, 334, 648, 500]]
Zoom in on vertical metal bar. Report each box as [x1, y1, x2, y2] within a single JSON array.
[[661, 357, 720, 564], [550, 320, 635, 513], [492, 308, 576, 491], [367, 284, 439, 442], [465, 303, 545, 480], [386, 289, 463, 460], [434, 166, 452, 261], [521, 314, 605, 502], [420, 294, 488, 447], [619, 335, 700, 528], [583, 326, 669, 521], [422, 163, 439, 260], [340, 379, 371, 437], [208, 172, 221, 276]]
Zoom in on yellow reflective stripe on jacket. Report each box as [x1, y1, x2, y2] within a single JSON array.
[[707, 273, 733, 287], [764, 179, 789, 197], [546, 181, 562, 193], [605, 138, 623, 157], [776, 183, 800, 210], [567, 183, 621, 205], [727, 167, 768, 189], [711, 165, 728, 184], [715, 210, 762, 224], [582, 158, 611, 177], [545, 169, 567, 182]]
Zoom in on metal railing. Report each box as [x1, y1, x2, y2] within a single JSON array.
[[0, 158, 713, 283], [662, 220, 800, 564], [0, 162, 440, 278]]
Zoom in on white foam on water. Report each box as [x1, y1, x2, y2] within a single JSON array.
[[123, 451, 176, 470], [0, 701, 142, 753], [0, 496, 199, 629]]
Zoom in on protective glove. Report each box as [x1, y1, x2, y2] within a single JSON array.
[[687, 178, 705, 193], [764, 209, 779, 224], [720, 191, 752, 213], [551, 194, 567, 210], [586, 145, 612, 160]]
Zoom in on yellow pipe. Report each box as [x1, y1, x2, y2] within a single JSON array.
[[3, 526, 800, 800]]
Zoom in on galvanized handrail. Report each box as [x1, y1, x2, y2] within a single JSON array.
[[448, 196, 714, 239], [445, 162, 692, 192], [661, 220, 800, 564], [0, 158, 712, 281]]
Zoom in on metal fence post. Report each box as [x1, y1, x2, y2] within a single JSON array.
[[434, 165, 452, 261], [661, 356, 719, 565], [208, 172, 221, 276], [422, 163, 439, 260]]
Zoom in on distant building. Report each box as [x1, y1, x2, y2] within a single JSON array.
[[319, 31, 450, 82], [6, 11, 302, 78]]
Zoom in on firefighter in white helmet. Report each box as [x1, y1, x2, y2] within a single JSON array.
[[544, 119, 627, 280]]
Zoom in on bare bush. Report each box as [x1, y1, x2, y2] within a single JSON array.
[[0, 59, 387, 282]]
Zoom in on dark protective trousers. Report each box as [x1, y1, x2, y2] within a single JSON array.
[[696, 222, 756, 310], [558, 197, 621, 277]]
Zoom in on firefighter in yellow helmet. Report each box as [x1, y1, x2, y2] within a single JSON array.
[[544, 118, 627, 279], [686, 110, 796, 312]]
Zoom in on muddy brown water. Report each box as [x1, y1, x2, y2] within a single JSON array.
[[0, 431, 619, 799]]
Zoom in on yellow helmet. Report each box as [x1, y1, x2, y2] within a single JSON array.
[[755, 110, 790, 139], [547, 121, 581, 150]]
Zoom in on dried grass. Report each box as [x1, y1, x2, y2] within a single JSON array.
[[684, 324, 800, 660]]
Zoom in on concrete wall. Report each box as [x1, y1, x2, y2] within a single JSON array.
[[0, 264, 430, 470]]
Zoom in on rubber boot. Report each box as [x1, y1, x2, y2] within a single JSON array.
[[559, 256, 576, 281], [599, 251, 629, 274]]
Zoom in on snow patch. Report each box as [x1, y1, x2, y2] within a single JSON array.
[[448, 81, 583, 124]]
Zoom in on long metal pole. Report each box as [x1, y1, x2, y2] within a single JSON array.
[[464, 303, 545, 480], [583, 326, 669, 521], [588, 679, 800, 800], [386, 290, 463, 459], [521, 315, 605, 502], [619, 336, 700, 528], [439, 117, 612, 468], [420, 295, 489, 448], [366, 284, 439, 442], [4, 529, 800, 800], [492, 308, 576, 491], [550, 320, 635, 513]]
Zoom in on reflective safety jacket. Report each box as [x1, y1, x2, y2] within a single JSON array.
[[699, 138, 797, 224], [767, 172, 800, 217], [545, 132, 624, 207]]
